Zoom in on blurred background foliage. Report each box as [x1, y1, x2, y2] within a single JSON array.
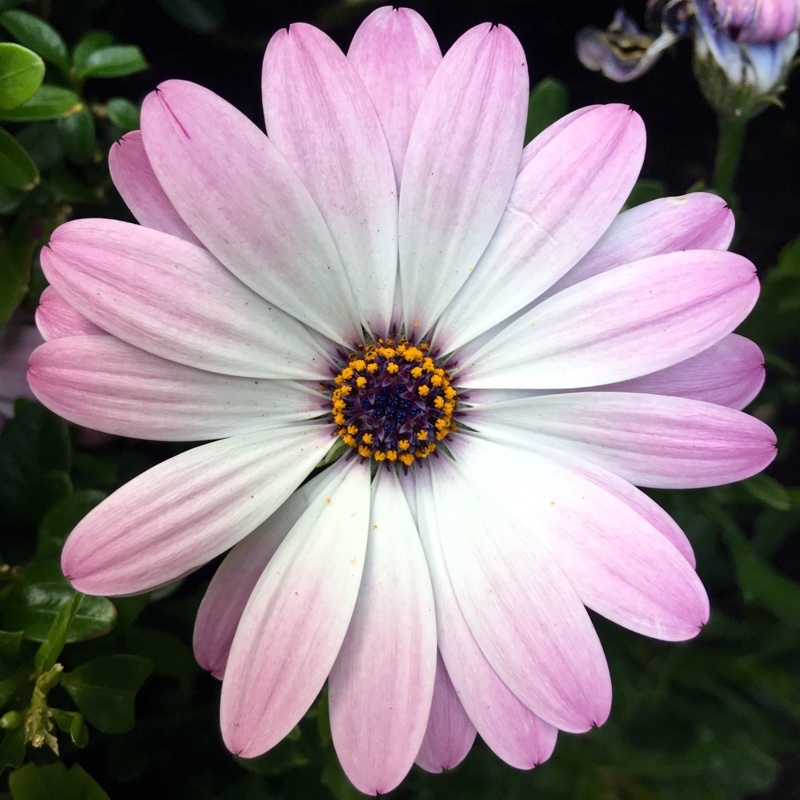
[[0, 0, 798, 798]]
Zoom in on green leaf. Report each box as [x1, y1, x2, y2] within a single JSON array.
[[0, 631, 23, 662], [37, 490, 106, 557], [624, 178, 667, 209], [15, 122, 62, 170], [50, 709, 88, 748], [743, 474, 794, 511], [9, 762, 109, 800], [1, 583, 116, 643], [0, 726, 26, 774], [0, 127, 38, 189], [0, 85, 82, 123], [0, 43, 44, 110], [0, 402, 71, 526], [707, 502, 800, 626], [0, 182, 22, 213], [61, 655, 154, 734], [524, 77, 568, 144], [0, 10, 69, 74], [104, 97, 139, 132], [159, 0, 226, 33], [125, 627, 198, 692], [78, 46, 148, 79], [72, 31, 113, 75], [33, 591, 82, 674], [49, 164, 97, 204], [56, 104, 95, 165]]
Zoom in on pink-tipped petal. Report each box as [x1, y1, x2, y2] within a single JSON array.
[[28, 336, 322, 441], [347, 7, 442, 186], [435, 105, 646, 352], [459, 250, 759, 389], [540, 193, 735, 302], [466, 391, 777, 489], [399, 23, 528, 333], [415, 654, 477, 774], [108, 130, 201, 245], [194, 470, 332, 679], [221, 459, 371, 757], [597, 334, 765, 410], [36, 286, 105, 340], [60, 424, 332, 596], [416, 469, 558, 767], [461, 438, 709, 641], [140, 82, 360, 344], [263, 25, 397, 335], [329, 469, 437, 795], [42, 219, 331, 380], [417, 457, 612, 733]]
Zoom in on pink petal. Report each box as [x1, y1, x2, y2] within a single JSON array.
[[459, 250, 759, 389], [462, 438, 709, 641], [263, 25, 397, 335], [28, 336, 322, 440], [108, 130, 200, 245], [417, 456, 612, 732], [329, 469, 437, 795], [61, 424, 332, 596], [414, 654, 477, 774], [140, 81, 360, 344], [41, 219, 331, 380], [466, 391, 777, 489], [399, 23, 528, 333], [194, 470, 331, 679], [347, 7, 442, 187], [435, 105, 646, 352], [221, 459, 371, 757], [416, 469, 558, 767], [598, 334, 765, 410], [36, 286, 105, 341], [540, 193, 735, 303], [517, 106, 600, 173]]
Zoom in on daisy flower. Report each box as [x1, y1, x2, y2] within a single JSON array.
[[28, 6, 776, 794]]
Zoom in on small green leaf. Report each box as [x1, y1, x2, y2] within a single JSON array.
[[159, 0, 226, 33], [104, 97, 139, 132], [78, 46, 148, 79], [15, 122, 63, 170], [37, 490, 106, 557], [0, 10, 69, 74], [0, 402, 71, 526], [9, 762, 109, 800], [743, 474, 794, 511], [56, 104, 95, 164], [72, 30, 113, 75], [0, 85, 82, 123], [0, 42, 44, 109], [1, 583, 116, 643], [61, 655, 154, 734], [0, 182, 23, 213], [524, 77, 568, 144], [33, 591, 82, 674], [0, 630, 23, 662], [125, 627, 198, 692], [0, 726, 26, 774], [624, 178, 667, 209], [0, 127, 39, 190], [50, 709, 89, 748], [49, 164, 98, 204]]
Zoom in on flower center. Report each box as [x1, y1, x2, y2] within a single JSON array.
[[331, 339, 458, 466]]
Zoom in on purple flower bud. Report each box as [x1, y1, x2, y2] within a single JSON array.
[[712, 0, 800, 42]]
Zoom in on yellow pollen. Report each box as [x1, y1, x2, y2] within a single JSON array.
[[330, 338, 459, 466]]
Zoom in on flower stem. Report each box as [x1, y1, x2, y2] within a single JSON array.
[[713, 115, 747, 201]]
